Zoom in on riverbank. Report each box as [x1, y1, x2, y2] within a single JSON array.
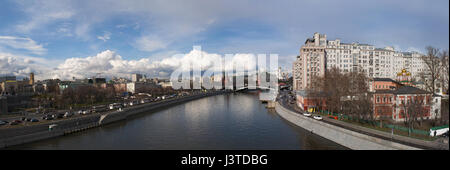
[[0, 91, 229, 149], [275, 102, 422, 150]]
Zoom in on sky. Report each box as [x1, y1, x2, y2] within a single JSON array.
[[0, 0, 448, 80]]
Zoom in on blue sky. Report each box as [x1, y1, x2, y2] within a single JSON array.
[[0, 0, 448, 80]]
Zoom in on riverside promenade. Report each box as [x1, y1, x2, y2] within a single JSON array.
[[0, 91, 229, 149], [277, 92, 449, 150], [275, 101, 420, 150]]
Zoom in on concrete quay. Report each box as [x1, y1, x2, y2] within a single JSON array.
[[275, 102, 422, 150]]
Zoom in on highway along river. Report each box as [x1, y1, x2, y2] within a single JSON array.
[[11, 92, 347, 150]]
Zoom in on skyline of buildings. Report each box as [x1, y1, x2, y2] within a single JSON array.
[[293, 32, 432, 91]]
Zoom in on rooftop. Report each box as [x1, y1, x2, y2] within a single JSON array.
[[394, 86, 430, 94], [374, 85, 431, 95], [373, 78, 397, 82]]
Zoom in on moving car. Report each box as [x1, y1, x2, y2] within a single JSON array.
[[64, 112, 74, 118], [109, 103, 122, 110], [82, 110, 90, 115], [313, 115, 323, 120], [129, 100, 138, 106], [10, 120, 22, 125], [92, 105, 108, 113], [43, 115, 54, 120]]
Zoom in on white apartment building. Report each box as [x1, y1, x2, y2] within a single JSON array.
[[293, 32, 429, 91]]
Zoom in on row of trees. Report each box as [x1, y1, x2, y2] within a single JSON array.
[[41, 85, 116, 109], [136, 86, 177, 96], [33, 83, 182, 110], [308, 68, 431, 133], [400, 95, 428, 134], [308, 67, 373, 121]]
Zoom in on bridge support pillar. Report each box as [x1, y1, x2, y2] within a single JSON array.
[[266, 101, 276, 108]]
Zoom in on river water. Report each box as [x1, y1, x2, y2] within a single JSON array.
[[12, 92, 347, 150]]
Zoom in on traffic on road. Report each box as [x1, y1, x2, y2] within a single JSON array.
[[0, 90, 220, 128]]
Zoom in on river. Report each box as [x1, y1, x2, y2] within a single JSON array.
[[12, 92, 347, 150]]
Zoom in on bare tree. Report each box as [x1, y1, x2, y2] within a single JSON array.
[[400, 96, 427, 136], [421, 46, 441, 94], [440, 50, 449, 94]]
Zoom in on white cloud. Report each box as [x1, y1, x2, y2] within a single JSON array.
[[0, 36, 47, 55], [135, 36, 168, 52], [97, 31, 111, 42], [44, 48, 260, 80], [1, 47, 278, 81], [0, 53, 54, 79], [15, 0, 75, 33]]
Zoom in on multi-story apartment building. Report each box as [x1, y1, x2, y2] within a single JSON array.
[[293, 33, 327, 90], [293, 32, 429, 91]]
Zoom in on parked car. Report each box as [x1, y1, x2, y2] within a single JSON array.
[[25, 117, 32, 122], [442, 131, 448, 137], [303, 113, 311, 117], [0, 120, 7, 126], [31, 118, 39, 122], [313, 115, 323, 120], [21, 117, 26, 121]]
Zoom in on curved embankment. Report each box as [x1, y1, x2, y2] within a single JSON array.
[[275, 102, 421, 150], [0, 91, 227, 148]]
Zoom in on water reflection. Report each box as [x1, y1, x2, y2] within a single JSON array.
[[10, 93, 347, 150]]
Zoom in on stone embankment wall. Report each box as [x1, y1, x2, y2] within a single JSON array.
[[275, 102, 420, 150]]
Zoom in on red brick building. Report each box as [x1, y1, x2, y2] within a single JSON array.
[[295, 90, 327, 111], [295, 77, 441, 122], [373, 85, 435, 122], [371, 78, 402, 91]]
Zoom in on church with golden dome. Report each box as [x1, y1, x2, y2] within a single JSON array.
[[396, 69, 413, 86]]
